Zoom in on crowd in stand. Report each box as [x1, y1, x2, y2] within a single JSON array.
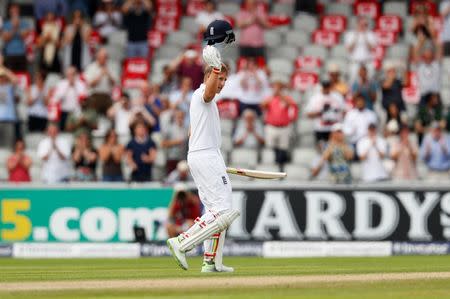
[[1, 0, 450, 185]]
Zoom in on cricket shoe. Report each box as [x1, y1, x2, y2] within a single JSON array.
[[201, 262, 234, 273], [167, 237, 188, 270]]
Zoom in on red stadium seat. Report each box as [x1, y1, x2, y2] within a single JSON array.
[[376, 15, 402, 33], [154, 17, 179, 33], [186, 0, 205, 16], [406, 71, 419, 88], [374, 30, 398, 47], [89, 30, 101, 55], [123, 58, 150, 79], [321, 15, 347, 33], [217, 99, 240, 120], [354, 1, 380, 19], [147, 30, 166, 48], [157, 2, 182, 18], [268, 15, 292, 27], [402, 87, 420, 104], [372, 45, 385, 60], [121, 77, 147, 89], [312, 30, 339, 47], [291, 72, 319, 92], [14, 72, 31, 90], [294, 56, 322, 71]]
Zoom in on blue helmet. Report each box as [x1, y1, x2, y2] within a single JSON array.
[[203, 20, 235, 46]]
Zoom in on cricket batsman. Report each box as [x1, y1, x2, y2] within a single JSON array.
[[167, 20, 239, 273]]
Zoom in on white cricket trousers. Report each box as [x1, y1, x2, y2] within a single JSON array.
[[187, 149, 232, 213]]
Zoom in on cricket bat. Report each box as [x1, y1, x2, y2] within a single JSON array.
[[226, 167, 287, 179]]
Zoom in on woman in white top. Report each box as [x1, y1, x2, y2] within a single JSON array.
[[93, 0, 122, 42], [27, 71, 49, 132]]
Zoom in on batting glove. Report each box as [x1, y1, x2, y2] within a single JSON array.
[[202, 45, 222, 70]]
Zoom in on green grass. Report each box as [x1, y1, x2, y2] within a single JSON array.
[[1, 256, 450, 298]]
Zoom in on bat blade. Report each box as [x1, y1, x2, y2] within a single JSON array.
[[226, 167, 287, 179]]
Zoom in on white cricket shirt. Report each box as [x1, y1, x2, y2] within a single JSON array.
[[188, 83, 221, 152]]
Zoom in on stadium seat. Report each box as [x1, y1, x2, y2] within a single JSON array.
[[386, 44, 409, 59], [293, 14, 318, 33], [291, 71, 319, 92], [220, 119, 234, 136], [108, 30, 127, 47], [294, 56, 322, 72], [292, 148, 319, 167], [30, 166, 41, 182], [261, 148, 276, 164], [330, 45, 348, 59], [296, 119, 315, 135], [325, 3, 352, 16], [180, 16, 199, 34], [268, 46, 299, 61], [312, 30, 340, 47], [354, 1, 381, 18], [222, 135, 233, 152], [105, 44, 125, 62], [267, 58, 294, 76], [165, 31, 193, 48], [154, 45, 183, 59], [285, 30, 309, 48], [284, 164, 311, 181], [351, 163, 361, 182], [24, 133, 45, 150], [377, 15, 403, 33], [230, 148, 258, 168], [321, 15, 347, 33], [302, 45, 328, 60], [217, 2, 240, 15], [272, 3, 294, 16], [154, 150, 167, 168], [264, 30, 283, 48]]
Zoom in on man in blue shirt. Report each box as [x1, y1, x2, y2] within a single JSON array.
[[1, 4, 30, 71], [126, 120, 157, 182], [420, 121, 450, 176]]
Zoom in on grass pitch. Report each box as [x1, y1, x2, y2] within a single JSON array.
[[0, 256, 450, 298]]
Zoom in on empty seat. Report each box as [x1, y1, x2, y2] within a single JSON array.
[[230, 148, 258, 168], [220, 119, 234, 135], [165, 31, 193, 48], [350, 163, 361, 182], [154, 45, 183, 59], [293, 14, 318, 33], [25, 133, 45, 150], [261, 147, 275, 164], [273, 3, 294, 16], [330, 45, 348, 59], [180, 16, 199, 34], [325, 3, 352, 16], [296, 119, 314, 135], [108, 30, 128, 46], [302, 45, 328, 60], [292, 148, 319, 166], [284, 164, 310, 181], [264, 30, 283, 48], [384, 2, 408, 18], [299, 134, 316, 148], [217, 2, 240, 15], [386, 44, 409, 59], [267, 58, 294, 76], [285, 31, 309, 48], [268, 46, 299, 61]]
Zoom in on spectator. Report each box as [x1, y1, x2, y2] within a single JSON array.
[[414, 45, 441, 105], [383, 102, 407, 138], [236, 57, 270, 115], [7, 139, 32, 183], [344, 17, 377, 83], [141, 82, 162, 132], [415, 92, 443, 145], [327, 63, 349, 97], [122, 0, 153, 58], [306, 80, 345, 146], [35, 0, 68, 20], [37, 123, 72, 183], [93, 0, 122, 42], [66, 97, 98, 137], [84, 48, 118, 114], [391, 125, 418, 181], [51, 66, 88, 131], [99, 129, 124, 182], [169, 76, 193, 117], [237, 0, 270, 58], [410, 3, 436, 42], [420, 122, 450, 178], [357, 123, 389, 182], [107, 92, 133, 137], [314, 123, 353, 184], [351, 65, 378, 111], [0, 68, 19, 142], [233, 109, 265, 149], [61, 10, 92, 71], [159, 65, 178, 95], [343, 94, 377, 148], [166, 184, 201, 238], [381, 62, 406, 112], [441, 0, 450, 57], [161, 109, 188, 174], [37, 11, 62, 74], [126, 120, 157, 182], [26, 71, 49, 132], [411, 24, 435, 61], [261, 75, 298, 166], [1, 4, 30, 71], [195, 0, 224, 34], [165, 160, 193, 185], [72, 132, 98, 181], [169, 50, 204, 90], [129, 94, 157, 129]]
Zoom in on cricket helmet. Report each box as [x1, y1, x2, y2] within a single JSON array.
[[203, 20, 235, 47]]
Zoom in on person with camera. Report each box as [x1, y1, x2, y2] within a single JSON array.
[[305, 80, 346, 147], [166, 184, 201, 238]]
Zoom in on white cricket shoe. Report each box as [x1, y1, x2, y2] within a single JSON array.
[[167, 237, 188, 270], [201, 262, 234, 273]]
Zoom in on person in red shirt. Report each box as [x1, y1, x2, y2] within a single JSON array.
[[261, 75, 298, 166], [7, 139, 32, 182], [166, 184, 202, 238]]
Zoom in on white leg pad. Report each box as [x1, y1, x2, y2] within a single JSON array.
[[179, 209, 240, 253]]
